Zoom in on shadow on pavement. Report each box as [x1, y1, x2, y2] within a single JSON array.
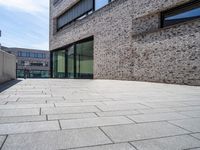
[[0, 79, 22, 93]]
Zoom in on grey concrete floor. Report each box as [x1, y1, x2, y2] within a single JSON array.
[[0, 79, 200, 150]]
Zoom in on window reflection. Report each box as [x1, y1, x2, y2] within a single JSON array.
[[162, 1, 200, 27]]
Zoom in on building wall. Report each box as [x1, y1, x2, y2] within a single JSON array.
[[0, 50, 16, 84], [50, 0, 200, 85], [2, 46, 50, 78]]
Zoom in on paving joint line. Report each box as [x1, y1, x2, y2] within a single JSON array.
[[0, 135, 8, 150]]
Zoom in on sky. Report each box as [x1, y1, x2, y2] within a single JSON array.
[[0, 0, 49, 50]]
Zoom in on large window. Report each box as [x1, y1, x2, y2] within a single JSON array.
[[76, 40, 93, 79], [161, 1, 200, 27], [57, 0, 94, 30], [57, 0, 113, 30], [51, 38, 93, 79], [95, 0, 111, 10], [52, 50, 66, 78]]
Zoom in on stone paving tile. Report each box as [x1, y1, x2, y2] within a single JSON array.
[[48, 113, 97, 120], [0, 97, 18, 102], [0, 136, 5, 148], [55, 102, 103, 107], [0, 108, 40, 117], [0, 104, 54, 109], [131, 135, 200, 150], [0, 120, 59, 135], [69, 143, 136, 150], [141, 102, 188, 108], [172, 106, 200, 112], [191, 133, 200, 140], [96, 103, 149, 111], [41, 106, 100, 115], [97, 110, 141, 117], [0, 115, 46, 124], [101, 122, 190, 142], [2, 128, 112, 150], [170, 118, 200, 132], [128, 112, 189, 123], [60, 116, 133, 129], [179, 110, 200, 118], [137, 108, 177, 114]]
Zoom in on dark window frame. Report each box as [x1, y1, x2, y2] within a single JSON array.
[[161, 0, 200, 28]]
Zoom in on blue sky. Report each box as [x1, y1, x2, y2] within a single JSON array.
[[0, 0, 49, 50]]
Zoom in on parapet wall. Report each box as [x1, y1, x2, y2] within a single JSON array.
[[0, 50, 16, 84]]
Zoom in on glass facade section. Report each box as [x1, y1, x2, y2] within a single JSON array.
[[161, 1, 200, 27], [67, 46, 75, 78], [76, 40, 93, 79], [51, 38, 93, 79], [53, 50, 66, 78], [17, 70, 49, 78]]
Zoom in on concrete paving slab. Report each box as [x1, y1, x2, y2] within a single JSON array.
[[191, 133, 200, 140], [170, 118, 200, 132], [0, 115, 46, 124], [0, 120, 59, 134], [128, 112, 189, 123], [96, 103, 149, 111], [0, 79, 200, 150], [131, 135, 200, 150], [0, 108, 40, 117], [48, 113, 97, 120], [101, 122, 190, 142], [0, 136, 5, 148], [179, 110, 200, 118], [60, 116, 133, 129], [41, 106, 100, 115], [97, 110, 141, 117], [0, 104, 54, 109], [70, 143, 136, 150], [2, 128, 112, 150]]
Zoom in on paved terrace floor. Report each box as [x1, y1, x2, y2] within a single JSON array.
[[0, 79, 200, 150]]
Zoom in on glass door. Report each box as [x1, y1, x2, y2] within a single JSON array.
[[67, 46, 75, 78]]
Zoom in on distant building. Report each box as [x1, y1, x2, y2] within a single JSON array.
[[2, 46, 50, 78]]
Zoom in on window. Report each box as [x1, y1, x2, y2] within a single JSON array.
[[161, 1, 200, 27], [53, 0, 62, 6], [21, 52, 26, 57], [57, 0, 94, 30], [51, 37, 93, 79], [95, 0, 111, 10], [18, 51, 21, 57], [30, 53, 34, 58], [26, 52, 30, 57], [38, 53, 43, 58], [52, 50, 66, 78]]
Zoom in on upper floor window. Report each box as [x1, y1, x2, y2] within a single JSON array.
[[95, 0, 111, 10], [53, 0, 62, 6], [56, 0, 113, 31], [161, 1, 200, 27]]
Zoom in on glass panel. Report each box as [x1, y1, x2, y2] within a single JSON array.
[[67, 46, 75, 78], [76, 40, 93, 79], [95, 0, 109, 10], [163, 2, 200, 27], [53, 50, 66, 78]]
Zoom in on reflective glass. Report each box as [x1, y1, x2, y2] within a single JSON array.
[[53, 50, 65, 78], [162, 2, 200, 27], [67, 46, 75, 78], [95, 0, 109, 10], [76, 40, 93, 79]]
